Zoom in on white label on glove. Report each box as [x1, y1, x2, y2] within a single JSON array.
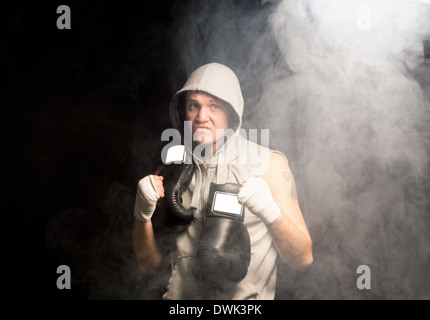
[[213, 192, 242, 215]]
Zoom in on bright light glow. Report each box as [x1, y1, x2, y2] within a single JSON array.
[[307, 0, 428, 48], [407, 0, 430, 4], [311, 0, 421, 31]]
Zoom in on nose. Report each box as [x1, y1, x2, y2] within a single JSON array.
[[196, 106, 209, 122]]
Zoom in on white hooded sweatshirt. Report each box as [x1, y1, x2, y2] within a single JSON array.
[[163, 63, 280, 300]]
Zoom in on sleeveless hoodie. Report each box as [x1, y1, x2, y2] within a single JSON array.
[[163, 63, 279, 300]]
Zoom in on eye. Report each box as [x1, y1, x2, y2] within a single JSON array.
[[188, 103, 199, 110], [211, 104, 220, 110]]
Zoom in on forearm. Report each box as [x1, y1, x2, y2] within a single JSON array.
[[132, 218, 162, 276], [268, 210, 313, 272]]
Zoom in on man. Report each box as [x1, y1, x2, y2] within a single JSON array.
[[132, 62, 312, 299]]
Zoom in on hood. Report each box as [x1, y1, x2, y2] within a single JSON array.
[[169, 62, 244, 135]]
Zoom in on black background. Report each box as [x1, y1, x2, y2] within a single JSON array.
[[3, 0, 183, 300]]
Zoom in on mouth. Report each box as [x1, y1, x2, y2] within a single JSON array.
[[195, 125, 210, 130]]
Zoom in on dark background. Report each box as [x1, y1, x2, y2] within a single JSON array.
[[3, 0, 184, 300]]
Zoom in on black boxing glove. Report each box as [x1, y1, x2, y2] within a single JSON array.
[[152, 163, 196, 233], [193, 183, 251, 289]]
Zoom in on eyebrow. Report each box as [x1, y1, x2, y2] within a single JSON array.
[[188, 98, 218, 104]]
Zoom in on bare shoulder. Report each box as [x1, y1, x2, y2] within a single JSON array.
[[269, 151, 289, 169], [262, 151, 290, 177], [263, 151, 298, 202]]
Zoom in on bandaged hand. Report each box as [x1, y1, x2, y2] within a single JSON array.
[[237, 177, 281, 225], [133, 175, 164, 222]]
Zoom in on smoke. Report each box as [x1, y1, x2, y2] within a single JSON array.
[[270, 0, 430, 299], [169, 0, 430, 299], [43, 0, 430, 299]]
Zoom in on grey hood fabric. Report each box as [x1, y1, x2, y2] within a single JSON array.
[[169, 62, 244, 135]]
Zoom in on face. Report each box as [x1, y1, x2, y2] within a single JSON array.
[[185, 91, 230, 149]]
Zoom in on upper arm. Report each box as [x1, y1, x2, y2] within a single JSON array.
[[261, 152, 307, 230]]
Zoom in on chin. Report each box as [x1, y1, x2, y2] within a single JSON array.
[[194, 131, 213, 144]]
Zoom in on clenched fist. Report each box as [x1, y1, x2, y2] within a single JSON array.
[[133, 175, 165, 222], [238, 177, 281, 225]]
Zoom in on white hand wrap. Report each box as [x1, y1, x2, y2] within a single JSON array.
[[133, 175, 160, 222], [237, 177, 281, 225]]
